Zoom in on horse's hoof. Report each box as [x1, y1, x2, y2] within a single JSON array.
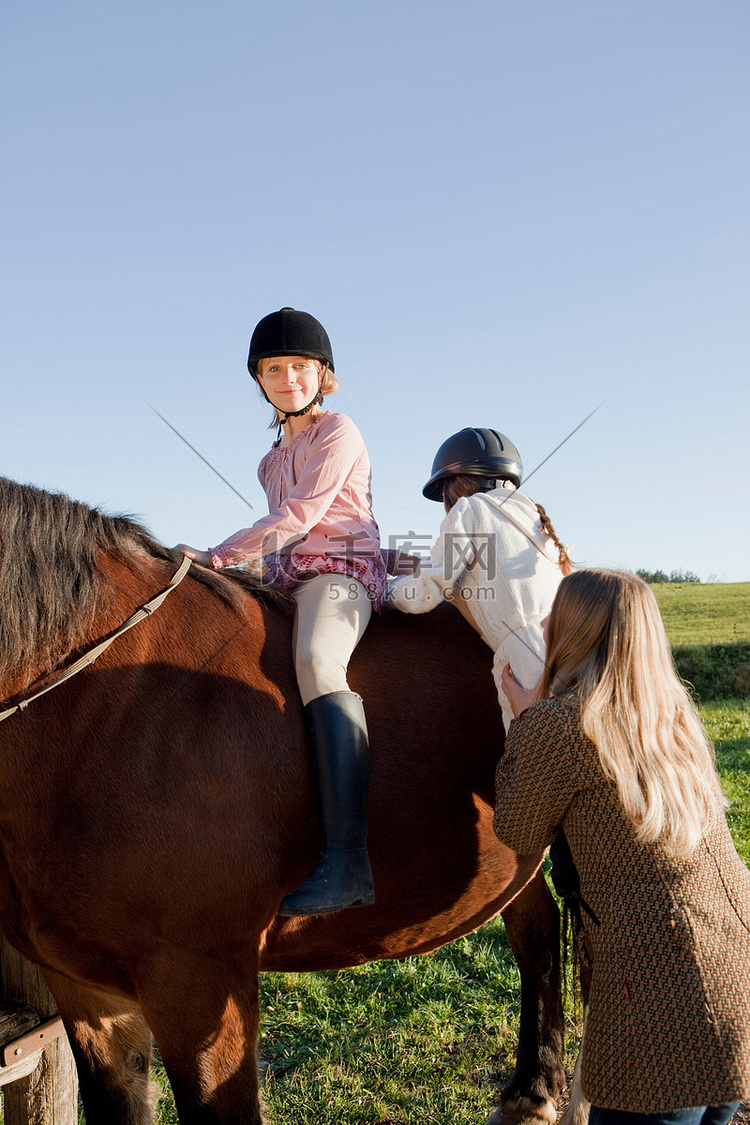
[[486, 1094, 558, 1125]]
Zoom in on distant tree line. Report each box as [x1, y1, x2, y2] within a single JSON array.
[[636, 569, 701, 584]]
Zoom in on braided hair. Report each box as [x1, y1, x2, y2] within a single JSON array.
[[442, 475, 572, 575], [534, 502, 572, 576]]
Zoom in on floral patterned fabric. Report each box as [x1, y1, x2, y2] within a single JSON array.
[[264, 551, 387, 610]]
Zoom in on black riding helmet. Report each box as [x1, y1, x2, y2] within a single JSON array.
[[422, 428, 523, 502], [247, 307, 335, 378]]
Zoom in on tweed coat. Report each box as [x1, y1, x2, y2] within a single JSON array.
[[493, 697, 750, 1113]]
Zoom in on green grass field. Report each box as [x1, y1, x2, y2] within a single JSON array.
[[652, 583, 750, 701], [651, 581, 750, 644]]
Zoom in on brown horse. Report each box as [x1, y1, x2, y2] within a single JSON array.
[[0, 477, 565, 1125]]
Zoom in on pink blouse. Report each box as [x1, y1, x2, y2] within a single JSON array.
[[209, 412, 385, 605]]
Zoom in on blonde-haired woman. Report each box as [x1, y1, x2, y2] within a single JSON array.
[[495, 569, 750, 1125]]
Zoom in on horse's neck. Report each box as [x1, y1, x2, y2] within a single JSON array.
[[0, 551, 186, 705]]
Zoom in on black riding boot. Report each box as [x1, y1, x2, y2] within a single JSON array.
[[278, 690, 375, 917]]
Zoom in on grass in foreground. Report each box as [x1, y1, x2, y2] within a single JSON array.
[[138, 701, 750, 1125], [256, 929, 551, 1125]]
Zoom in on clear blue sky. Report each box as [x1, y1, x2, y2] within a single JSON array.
[[2, 0, 748, 581]]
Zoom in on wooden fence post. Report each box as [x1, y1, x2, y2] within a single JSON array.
[[1, 938, 78, 1125]]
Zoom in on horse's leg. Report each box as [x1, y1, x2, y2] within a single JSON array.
[[489, 869, 566, 1125], [136, 952, 263, 1125], [43, 970, 156, 1125]]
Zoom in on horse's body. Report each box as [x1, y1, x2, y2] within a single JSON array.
[[0, 479, 564, 1124]]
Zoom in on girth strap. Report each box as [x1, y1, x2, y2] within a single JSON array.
[[0, 554, 192, 724]]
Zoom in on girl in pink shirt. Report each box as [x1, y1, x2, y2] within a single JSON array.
[[175, 308, 384, 916]]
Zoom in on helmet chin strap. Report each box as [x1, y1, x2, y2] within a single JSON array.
[[270, 381, 324, 444]]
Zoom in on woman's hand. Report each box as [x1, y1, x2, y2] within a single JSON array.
[[173, 544, 213, 568], [501, 663, 542, 719]]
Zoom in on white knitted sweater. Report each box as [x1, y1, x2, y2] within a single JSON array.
[[385, 486, 564, 725]]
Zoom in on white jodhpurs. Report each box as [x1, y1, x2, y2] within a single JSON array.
[[291, 574, 372, 706]]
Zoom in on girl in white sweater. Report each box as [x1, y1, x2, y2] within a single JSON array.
[[385, 428, 571, 729]]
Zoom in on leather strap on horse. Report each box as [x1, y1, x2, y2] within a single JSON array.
[[0, 554, 192, 724]]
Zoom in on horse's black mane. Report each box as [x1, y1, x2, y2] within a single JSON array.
[[0, 477, 289, 689]]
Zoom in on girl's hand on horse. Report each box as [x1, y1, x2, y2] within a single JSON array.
[[382, 549, 421, 577], [501, 663, 543, 719], [392, 551, 421, 576], [173, 544, 213, 568]]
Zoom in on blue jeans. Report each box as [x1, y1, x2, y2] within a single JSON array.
[[589, 1103, 741, 1125]]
